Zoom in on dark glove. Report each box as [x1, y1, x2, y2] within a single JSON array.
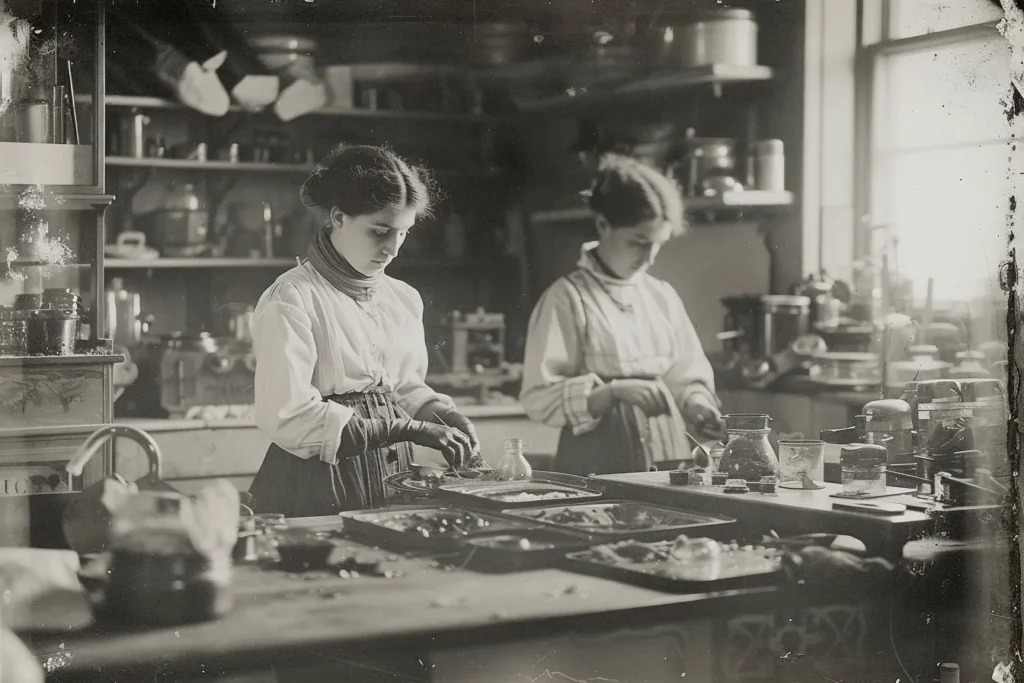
[[396, 420, 472, 470], [433, 408, 480, 460], [338, 417, 470, 469], [417, 401, 481, 464]]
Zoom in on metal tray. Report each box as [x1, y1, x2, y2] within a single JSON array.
[[453, 528, 595, 572], [501, 500, 735, 542], [564, 539, 784, 593], [436, 479, 604, 511], [339, 506, 534, 552]]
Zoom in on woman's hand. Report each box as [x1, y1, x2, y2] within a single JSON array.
[[430, 409, 481, 458], [400, 421, 472, 469], [685, 394, 724, 440], [610, 379, 671, 416]]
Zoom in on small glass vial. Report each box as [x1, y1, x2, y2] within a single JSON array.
[[840, 444, 887, 496]]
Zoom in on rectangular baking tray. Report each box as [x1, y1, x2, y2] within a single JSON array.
[[563, 540, 784, 593], [339, 506, 535, 552], [500, 500, 735, 542], [435, 479, 604, 511], [452, 527, 595, 573]]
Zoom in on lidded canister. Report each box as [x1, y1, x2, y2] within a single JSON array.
[[840, 443, 887, 496], [863, 399, 914, 464], [748, 139, 785, 191]]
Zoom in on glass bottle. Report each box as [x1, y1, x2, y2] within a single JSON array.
[[497, 437, 531, 480], [716, 413, 779, 481]]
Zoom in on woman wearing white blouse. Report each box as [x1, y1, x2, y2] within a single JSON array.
[[248, 145, 479, 516], [520, 154, 723, 475]]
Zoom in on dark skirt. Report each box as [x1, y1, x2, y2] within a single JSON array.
[[552, 403, 647, 477], [248, 386, 413, 517]]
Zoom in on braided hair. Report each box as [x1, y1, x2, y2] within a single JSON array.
[[587, 154, 686, 235]]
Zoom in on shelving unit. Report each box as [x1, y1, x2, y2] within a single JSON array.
[[105, 257, 298, 269], [514, 64, 776, 112], [530, 191, 795, 223], [87, 94, 505, 124], [106, 157, 311, 173]]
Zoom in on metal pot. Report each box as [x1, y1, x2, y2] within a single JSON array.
[[760, 295, 810, 357], [676, 134, 737, 197]]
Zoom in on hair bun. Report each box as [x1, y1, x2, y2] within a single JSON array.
[[299, 168, 327, 208]]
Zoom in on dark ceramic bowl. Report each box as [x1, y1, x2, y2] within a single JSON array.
[[276, 531, 335, 572]]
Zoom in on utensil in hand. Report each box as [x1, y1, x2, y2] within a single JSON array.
[[432, 412, 466, 478]]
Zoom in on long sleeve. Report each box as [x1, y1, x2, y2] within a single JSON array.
[[251, 283, 354, 465], [392, 288, 455, 419], [659, 283, 720, 411], [519, 281, 605, 435]]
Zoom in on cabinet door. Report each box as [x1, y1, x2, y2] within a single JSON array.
[[0, 2, 103, 192], [114, 427, 269, 491]]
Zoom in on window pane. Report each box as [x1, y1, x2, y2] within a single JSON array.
[[882, 33, 1010, 150], [878, 143, 1011, 301], [889, 0, 1004, 39]]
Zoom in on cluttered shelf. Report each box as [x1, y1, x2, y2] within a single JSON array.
[[530, 191, 794, 223], [82, 94, 505, 124], [104, 257, 298, 269], [513, 64, 775, 112], [102, 257, 479, 271]]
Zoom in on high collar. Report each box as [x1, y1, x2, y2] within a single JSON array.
[[576, 241, 646, 286]]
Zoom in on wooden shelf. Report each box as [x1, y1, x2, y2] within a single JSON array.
[[530, 191, 794, 223], [91, 94, 504, 124], [0, 193, 114, 211], [514, 64, 775, 111], [105, 257, 298, 269], [106, 157, 311, 173], [0, 354, 124, 368]]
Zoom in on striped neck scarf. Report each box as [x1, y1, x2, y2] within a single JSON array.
[[306, 225, 382, 302]]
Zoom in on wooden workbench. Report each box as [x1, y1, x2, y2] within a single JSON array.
[[20, 515, 915, 683]]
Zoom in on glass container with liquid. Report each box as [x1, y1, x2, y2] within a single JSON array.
[[717, 413, 778, 481]]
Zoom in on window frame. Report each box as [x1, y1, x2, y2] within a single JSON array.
[[853, 0, 1004, 280]]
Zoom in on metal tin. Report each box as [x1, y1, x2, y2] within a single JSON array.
[[27, 309, 79, 356], [749, 139, 785, 191], [677, 8, 758, 68]]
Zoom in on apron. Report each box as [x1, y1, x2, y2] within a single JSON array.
[[248, 384, 412, 517], [552, 272, 694, 477]]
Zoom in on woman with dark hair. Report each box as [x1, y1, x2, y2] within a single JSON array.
[[248, 145, 480, 516], [520, 154, 723, 476]]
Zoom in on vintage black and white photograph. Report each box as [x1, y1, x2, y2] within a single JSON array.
[[0, 0, 1020, 681]]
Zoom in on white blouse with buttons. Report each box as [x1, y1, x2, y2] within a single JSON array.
[[250, 262, 453, 465]]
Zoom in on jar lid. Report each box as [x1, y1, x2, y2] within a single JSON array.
[[687, 8, 756, 22], [956, 350, 986, 362], [915, 379, 961, 403], [863, 399, 913, 430], [760, 294, 811, 307], [723, 413, 771, 430], [908, 344, 939, 356], [750, 139, 784, 154], [840, 444, 887, 466]]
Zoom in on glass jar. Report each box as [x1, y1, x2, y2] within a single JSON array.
[[840, 444, 887, 496], [717, 413, 778, 481], [778, 439, 825, 486]]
